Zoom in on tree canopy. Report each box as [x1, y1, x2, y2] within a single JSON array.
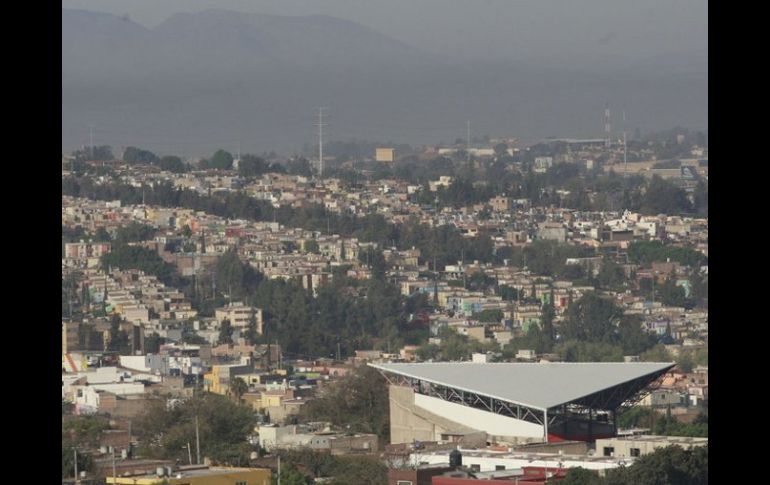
[[135, 393, 256, 465]]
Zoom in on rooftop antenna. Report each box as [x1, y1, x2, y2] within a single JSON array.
[[315, 107, 328, 178], [604, 104, 611, 150]]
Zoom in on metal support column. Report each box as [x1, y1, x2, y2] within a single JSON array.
[[544, 409, 549, 443]]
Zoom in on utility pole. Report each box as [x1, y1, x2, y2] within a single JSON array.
[[186, 442, 193, 465], [73, 448, 78, 482], [336, 342, 341, 362], [112, 448, 116, 482], [195, 416, 201, 464], [315, 107, 328, 178], [277, 454, 282, 485]]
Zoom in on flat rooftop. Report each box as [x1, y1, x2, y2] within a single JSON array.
[[370, 362, 675, 410], [109, 466, 263, 479], [413, 448, 633, 466], [600, 435, 708, 444]]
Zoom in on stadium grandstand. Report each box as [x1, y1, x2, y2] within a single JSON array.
[[369, 362, 674, 446]]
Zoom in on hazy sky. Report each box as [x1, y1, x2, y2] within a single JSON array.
[[62, 0, 707, 67], [62, 1, 707, 155]]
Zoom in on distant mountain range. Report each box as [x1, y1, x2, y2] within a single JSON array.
[[62, 9, 707, 155]]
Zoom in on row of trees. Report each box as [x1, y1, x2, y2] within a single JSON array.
[[122, 146, 314, 177], [62, 177, 498, 269], [628, 241, 707, 268], [272, 448, 387, 485], [72, 137, 706, 217]]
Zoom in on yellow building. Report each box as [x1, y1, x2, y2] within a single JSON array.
[[106, 466, 271, 485], [203, 364, 252, 395], [375, 147, 395, 163]]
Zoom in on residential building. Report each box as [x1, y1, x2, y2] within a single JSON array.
[[595, 435, 707, 458]]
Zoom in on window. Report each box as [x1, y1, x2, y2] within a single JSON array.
[[470, 464, 481, 472], [235, 481, 247, 485], [603, 446, 614, 457], [496, 465, 506, 471], [397, 481, 413, 485], [630, 448, 641, 457]]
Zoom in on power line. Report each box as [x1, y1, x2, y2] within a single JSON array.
[[466, 120, 471, 164], [89, 124, 94, 159], [622, 110, 628, 177]]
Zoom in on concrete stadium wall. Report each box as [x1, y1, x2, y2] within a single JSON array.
[[388, 385, 544, 445], [414, 394, 544, 439]]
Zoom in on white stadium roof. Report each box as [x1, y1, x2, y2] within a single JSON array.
[[369, 362, 675, 411]]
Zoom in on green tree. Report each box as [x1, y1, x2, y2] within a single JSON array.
[[122, 146, 159, 165], [73, 145, 113, 161], [207, 149, 234, 170], [101, 244, 177, 284], [562, 467, 602, 485], [230, 377, 248, 402], [640, 344, 673, 362], [244, 313, 260, 345], [145, 333, 164, 354], [556, 340, 624, 362], [617, 406, 657, 429], [300, 365, 389, 442], [108, 316, 130, 354], [561, 293, 623, 343], [415, 343, 440, 361], [239, 154, 268, 178], [304, 239, 320, 254], [499, 285, 520, 301], [218, 319, 234, 345], [660, 278, 687, 308], [541, 296, 556, 341], [618, 315, 656, 355], [114, 222, 157, 243], [474, 309, 503, 323], [135, 393, 256, 465], [597, 258, 627, 290], [92, 226, 112, 242], [158, 155, 186, 173], [272, 466, 312, 485], [604, 445, 707, 485], [215, 250, 263, 300], [62, 448, 94, 479], [640, 176, 692, 215], [503, 325, 553, 356]]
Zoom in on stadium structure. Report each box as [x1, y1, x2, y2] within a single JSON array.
[[369, 362, 675, 446]]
